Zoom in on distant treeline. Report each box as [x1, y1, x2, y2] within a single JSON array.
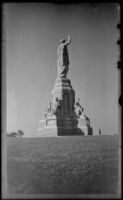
[[7, 129, 24, 137]]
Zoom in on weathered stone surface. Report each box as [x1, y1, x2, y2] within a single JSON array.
[[77, 115, 93, 135], [37, 76, 93, 136], [51, 78, 75, 117]]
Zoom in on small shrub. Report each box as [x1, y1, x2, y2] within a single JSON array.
[[17, 129, 24, 137], [7, 132, 18, 137]]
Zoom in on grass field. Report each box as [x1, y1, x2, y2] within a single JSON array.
[[7, 135, 120, 195]]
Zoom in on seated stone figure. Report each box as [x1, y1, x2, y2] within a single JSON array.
[[74, 98, 84, 117], [44, 102, 52, 118], [51, 98, 61, 115], [47, 102, 52, 112]]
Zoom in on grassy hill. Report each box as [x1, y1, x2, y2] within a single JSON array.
[[7, 135, 120, 195]]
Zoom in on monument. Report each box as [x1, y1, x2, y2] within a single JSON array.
[[37, 35, 93, 136]]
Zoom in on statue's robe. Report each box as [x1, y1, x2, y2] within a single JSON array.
[[57, 43, 69, 66], [57, 43, 69, 78]]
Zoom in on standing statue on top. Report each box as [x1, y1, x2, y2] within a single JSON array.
[[57, 35, 71, 78]]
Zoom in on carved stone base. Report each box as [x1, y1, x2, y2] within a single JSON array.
[[77, 116, 93, 135], [37, 127, 85, 137], [37, 115, 92, 136], [37, 77, 93, 136]]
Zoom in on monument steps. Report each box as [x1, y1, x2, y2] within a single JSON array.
[[37, 127, 87, 137]]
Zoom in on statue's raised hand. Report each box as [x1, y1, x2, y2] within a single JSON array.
[[66, 35, 71, 45]]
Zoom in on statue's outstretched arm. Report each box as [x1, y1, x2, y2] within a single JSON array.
[[65, 35, 71, 45]]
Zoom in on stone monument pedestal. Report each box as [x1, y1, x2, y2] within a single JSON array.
[[37, 77, 93, 136], [77, 115, 93, 135]]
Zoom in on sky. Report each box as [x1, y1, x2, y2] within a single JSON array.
[[4, 3, 119, 136]]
